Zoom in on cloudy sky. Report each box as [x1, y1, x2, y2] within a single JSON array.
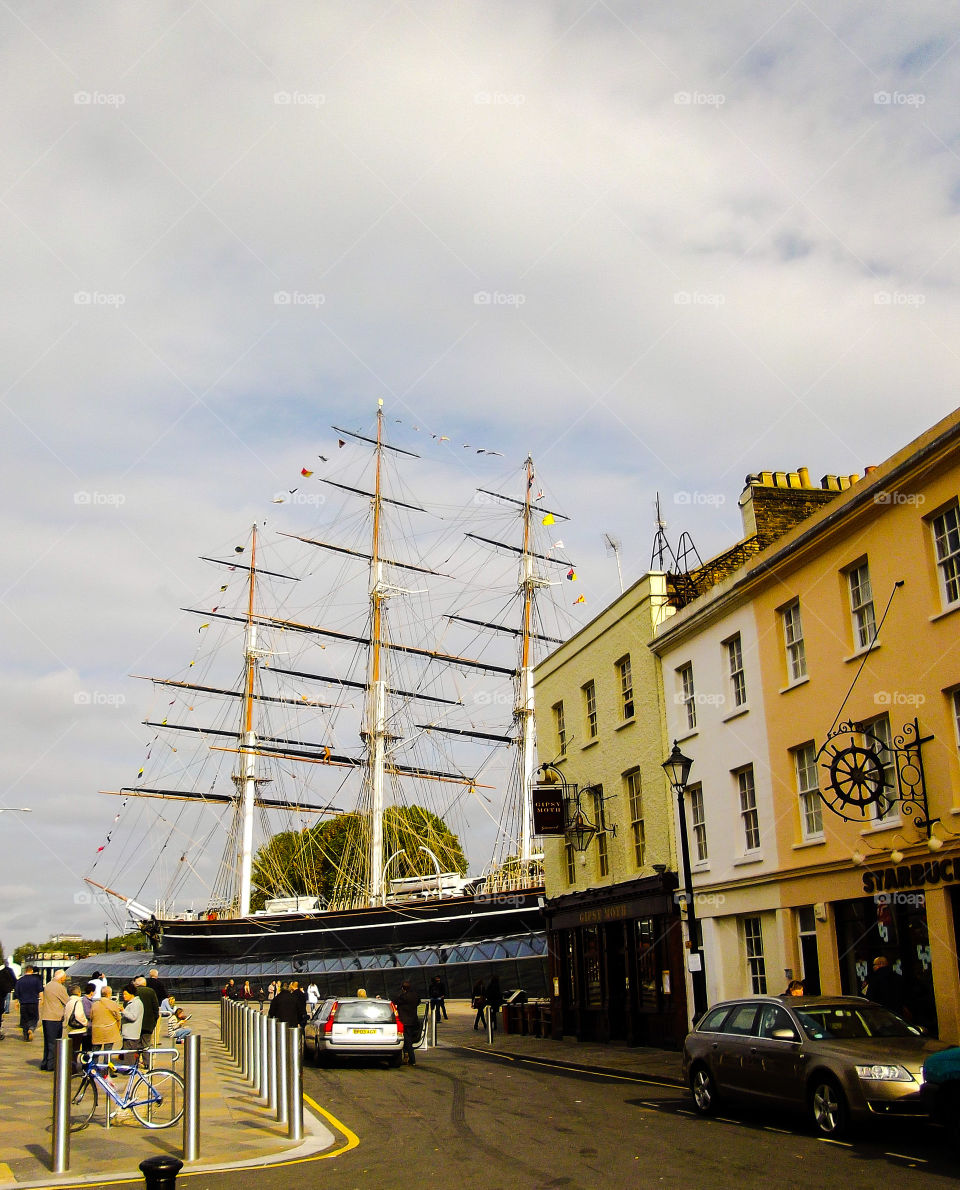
[[2, 1, 959, 950]]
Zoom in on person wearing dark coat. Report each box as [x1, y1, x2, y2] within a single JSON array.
[[428, 975, 447, 1022], [0, 963, 16, 1039], [14, 967, 43, 1041], [865, 956, 906, 1015], [290, 980, 309, 1027], [394, 981, 421, 1066], [268, 984, 302, 1028], [484, 975, 503, 1032], [145, 969, 169, 1007], [471, 978, 486, 1030]]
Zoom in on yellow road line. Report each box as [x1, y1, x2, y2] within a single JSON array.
[[303, 1093, 360, 1157]]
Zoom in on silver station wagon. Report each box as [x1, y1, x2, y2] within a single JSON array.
[[682, 995, 950, 1137], [305, 997, 405, 1066]]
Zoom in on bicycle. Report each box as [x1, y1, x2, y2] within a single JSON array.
[[70, 1048, 185, 1130]]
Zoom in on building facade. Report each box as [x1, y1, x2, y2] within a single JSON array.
[[535, 574, 690, 1048], [653, 407, 960, 1043]]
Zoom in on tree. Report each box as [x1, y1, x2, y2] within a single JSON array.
[[251, 804, 467, 908]]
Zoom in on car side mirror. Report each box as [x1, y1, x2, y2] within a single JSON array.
[[771, 1028, 799, 1041], [908, 1024, 927, 1036]]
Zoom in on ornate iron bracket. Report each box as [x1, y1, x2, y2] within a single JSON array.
[[815, 717, 936, 836]]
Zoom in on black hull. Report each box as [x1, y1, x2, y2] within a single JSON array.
[[75, 889, 551, 1000]]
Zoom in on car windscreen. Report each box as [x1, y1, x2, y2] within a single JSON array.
[[794, 1005, 914, 1040], [334, 1002, 395, 1025]]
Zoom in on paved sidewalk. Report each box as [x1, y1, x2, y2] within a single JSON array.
[[431, 1000, 686, 1086], [0, 1003, 333, 1187]]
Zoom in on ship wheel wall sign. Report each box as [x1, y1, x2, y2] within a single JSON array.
[[815, 718, 935, 834]]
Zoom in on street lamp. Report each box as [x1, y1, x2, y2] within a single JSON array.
[[662, 741, 708, 1020]]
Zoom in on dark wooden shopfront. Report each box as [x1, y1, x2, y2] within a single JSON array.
[[544, 873, 688, 1049]]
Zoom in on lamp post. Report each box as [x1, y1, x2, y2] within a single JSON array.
[[662, 741, 708, 1021]]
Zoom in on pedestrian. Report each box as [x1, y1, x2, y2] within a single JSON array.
[[62, 983, 89, 1071], [471, 979, 486, 1030], [222, 979, 236, 999], [307, 981, 320, 1008], [39, 969, 69, 1070], [241, 980, 254, 1001], [782, 979, 804, 997], [267, 980, 277, 1004], [268, 982, 301, 1029], [484, 974, 503, 1032], [394, 980, 421, 1066], [89, 971, 107, 1001], [428, 975, 448, 1021], [80, 982, 97, 1054], [257, 985, 265, 1010], [133, 975, 160, 1049], [145, 968, 169, 1006], [289, 979, 308, 1027], [864, 955, 906, 1014], [356, 987, 367, 998], [120, 983, 144, 1063], [13, 965, 43, 1042], [89, 985, 123, 1052], [0, 960, 16, 1040], [160, 996, 192, 1043]]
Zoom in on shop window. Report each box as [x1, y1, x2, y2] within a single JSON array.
[[793, 742, 823, 839], [797, 906, 821, 995], [931, 502, 960, 609], [617, 655, 634, 720], [689, 784, 707, 862], [847, 560, 877, 651], [636, 917, 659, 1010], [678, 663, 696, 729], [582, 680, 598, 739], [554, 701, 567, 756], [743, 916, 767, 994], [726, 633, 747, 707], [736, 765, 760, 851], [780, 600, 807, 682], [626, 769, 645, 867]]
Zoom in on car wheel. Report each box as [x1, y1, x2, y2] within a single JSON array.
[[809, 1075, 848, 1138], [390, 1051, 403, 1068], [689, 1063, 720, 1116]]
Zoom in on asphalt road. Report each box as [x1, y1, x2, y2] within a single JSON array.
[[100, 1044, 960, 1190]]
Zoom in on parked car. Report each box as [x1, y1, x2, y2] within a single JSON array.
[[304, 997, 404, 1066], [682, 995, 950, 1137]]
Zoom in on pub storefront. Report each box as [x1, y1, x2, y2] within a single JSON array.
[[544, 872, 688, 1049]]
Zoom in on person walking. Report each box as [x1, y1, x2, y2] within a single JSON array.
[[471, 979, 486, 1030], [306, 981, 320, 1009], [120, 983, 144, 1063], [62, 983, 89, 1071], [484, 974, 503, 1032], [0, 960, 16, 1039], [394, 980, 421, 1066], [268, 982, 301, 1029], [90, 986, 123, 1052], [14, 965, 43, 1042], [39, 970, 69, 1071], [428, 975, 448, 1022]]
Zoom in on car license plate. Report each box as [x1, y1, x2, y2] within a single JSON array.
[[351, 1028, 377, 1034]]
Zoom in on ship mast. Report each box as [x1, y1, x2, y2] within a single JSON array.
[[516, 456, 537, 866], [237, 523, 259, 917], [366, 401, 388, 906]]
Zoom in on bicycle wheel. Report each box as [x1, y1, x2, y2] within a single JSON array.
[[130, 1068, 185, 1129], [69, 1076, 99, 1131]]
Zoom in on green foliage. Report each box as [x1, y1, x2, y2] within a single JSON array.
[[251, 805, 467, 903], [12, 931, 147, 964]]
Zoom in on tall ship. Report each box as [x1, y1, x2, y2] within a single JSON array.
[[81, 404, 577, 998]]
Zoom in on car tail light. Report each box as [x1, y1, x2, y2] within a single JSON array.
[[324, 1001, 338, 1035], [392, 1004, 403, 1035]]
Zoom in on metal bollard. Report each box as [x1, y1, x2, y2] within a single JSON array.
[[258, 1012, 269, 1101], [51, 1037, 71, 1174], [486, 1003, 494, 1045], [431, 1003, 437, 1048], [287, 1026, 303, 1142], [140, 1154, 183, 1189], [182, 1032, 201, 1162], [240, 1006, 248, 1079], [267, 1017, 279, 1113], [249, 1007, 260, 1086], [421, 1008, 429, 1051], [275, 1021, 289, 1126]]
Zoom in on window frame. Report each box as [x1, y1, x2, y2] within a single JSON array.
[[689, 783, 708, 863], [565, 840, 576, 883], [846, 560, 877, 651], [793, 741, 823, 839], [617, 654, 635, 720], [931, 501, 960, 610], [726, 633, 747, 708], [554, 700, 567, 756], [736, 765, 761, 852], [780, 600, 807, 682], [861, 714, 898, 823], [583, 680, 598, 739], [626, 769, 645, 867], [743, 916, 767, 995], [678, 662, 697, 730]]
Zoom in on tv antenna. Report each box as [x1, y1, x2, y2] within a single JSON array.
[[603, 533, 623, 593]]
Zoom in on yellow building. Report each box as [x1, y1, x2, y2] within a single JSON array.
[[652, 407, 960, 1041], [534, 574, 690, 1047]]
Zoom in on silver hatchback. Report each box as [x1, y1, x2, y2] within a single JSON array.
[[682, 995, 950, 1137], [304, 997, 404, 1066]]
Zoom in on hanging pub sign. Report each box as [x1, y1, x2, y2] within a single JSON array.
[[532, 784, 567, 835]]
